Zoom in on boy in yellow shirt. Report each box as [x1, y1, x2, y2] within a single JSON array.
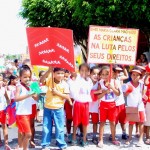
[[40, 67, 72, 149]]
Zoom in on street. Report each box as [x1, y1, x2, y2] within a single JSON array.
[[1, 117, 150, 150]]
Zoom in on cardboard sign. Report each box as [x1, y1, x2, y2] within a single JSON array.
[[87, 26, 139, 65], [26, 27, 75, 72]]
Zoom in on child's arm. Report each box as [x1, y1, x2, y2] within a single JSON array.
[[144, 74, 150, 86], [40, 67, 53, 85], [97, 89, 109, 99], [32, 94, 39, 101], [15, 86, 35, 102], [4, 89, 11, 105], [120, 66, 129, 81], [108, 81, 120, 96]]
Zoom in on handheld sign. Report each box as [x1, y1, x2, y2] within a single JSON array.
[[29, 81, 41, 94], [26, 27, 75, 72], [87, 26, 139, 66]]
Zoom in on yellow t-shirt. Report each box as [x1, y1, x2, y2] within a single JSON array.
[[45, 75, 69, 109]]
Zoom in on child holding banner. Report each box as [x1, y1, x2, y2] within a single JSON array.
[[97, 66, 120, 148], [124, 68, 145, 147], [15, 65, 38, 150], [40, 67, 72, 149]]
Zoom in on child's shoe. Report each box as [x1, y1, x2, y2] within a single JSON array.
[[67, 134, 72, 144], [71, 140, 78, 146], [122, 133, 128, 140], [81, 141, 88, 147], [92, 137, 98, 145]]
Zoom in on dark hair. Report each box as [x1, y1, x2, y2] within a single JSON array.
[[53, 67, 65, 73], [90, 66, 100, 74], [65, 69, 70, 73], [8, 75, 18, 85], [14, 59, 18, 63], [19, 65, 32, 76], [39, 70, 45, 77], [79, 63, 90, 71]]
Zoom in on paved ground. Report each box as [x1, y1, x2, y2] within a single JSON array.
[[1, 116, 150, 150]]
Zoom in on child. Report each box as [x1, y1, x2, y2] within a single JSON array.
[[113, 65, 128, 140], [72, 63, 93, 147], [15, 65, 38, 150], [89, 66, 100, 144], [125, 68, 145, 147], [36, 71, 46, 123], [144, 72, 150, 145], [40, 67, 72, 149], [0, 74, 11, 149], [98, 66, 120, 148]]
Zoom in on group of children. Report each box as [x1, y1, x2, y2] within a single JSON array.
[[0, 62, 150, 150]]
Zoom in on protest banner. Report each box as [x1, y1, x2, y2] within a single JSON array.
[[26, 27, 75, 72], [87, 26, 139, 65]]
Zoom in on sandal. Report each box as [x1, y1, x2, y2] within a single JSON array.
[[71, 140, 78, 146], [5, 144, 11, 150], [145, 139, 150, 145], [136, 142, 144, 147], [29, 141, 36, 148], [97, 141, 103, 148], [112, 140, 120, 146]]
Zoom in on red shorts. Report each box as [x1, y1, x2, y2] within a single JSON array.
[[90, 113, 99, 124], [129, 111, 145, 125], [16, 115, 31, 133], [99, 101, 116, 122], [73, 101, 89, 126], [30, 104, 37, 119], [64, 99, 74, 120], [0, 110, 6, 124], [116, 104, 127, 124]]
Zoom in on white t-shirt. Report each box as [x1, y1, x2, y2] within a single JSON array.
[[89, 82, 99, 113], [115, 78, 125, 106], [16, 85, 33, 115], [7, 85, 16, 100], [126, 82, 145, 111], [73, 75, 93, 103], [99, 79, 116, 102], [0, 87, 7, 111], [67, 78, 76, 99]]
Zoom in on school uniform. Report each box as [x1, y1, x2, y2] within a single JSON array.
[[126, 81, 145, 125], [16, 84, 33, 133], [73, 75, 93, 126], [99, 79, 117, 122], [89, 82, 99, 124]]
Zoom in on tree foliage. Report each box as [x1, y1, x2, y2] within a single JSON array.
[[20, 0, 150, 52]]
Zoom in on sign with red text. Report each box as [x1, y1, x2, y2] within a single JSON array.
[[26, 27, 75, 72], [87, 26, 139, 65]]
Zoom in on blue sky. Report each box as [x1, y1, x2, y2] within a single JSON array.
[[0, 0, 27, 54]]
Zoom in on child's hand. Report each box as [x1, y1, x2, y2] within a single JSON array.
[[52, 88, 59, 95], [68, 99, 73, 106], [124, 92, 130, 97]]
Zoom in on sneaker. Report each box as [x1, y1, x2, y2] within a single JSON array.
[[67, 134, 72, 144], [92, 137, 98, 145], [71, 140, 78, 146], [109, 135, 112, 141], [122, 133, 128, 140], [60, 146, 67, 150], [81, 141, 88, 147]]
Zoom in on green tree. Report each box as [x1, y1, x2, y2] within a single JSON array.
[[20, 0, 150, 59]]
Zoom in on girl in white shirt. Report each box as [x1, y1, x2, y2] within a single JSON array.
[[72, 63, 93, 147], [15, 65, 38, 150], [125, 68, 145, 147]]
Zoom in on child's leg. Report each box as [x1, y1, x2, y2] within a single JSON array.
[[146, 126, 150, 139], [82, 125, 87, 142], [18, 132, 23, 148], [127, 124, 133, 142], [78, 123, 83, 135], [138, 123, 144, 143], [136, 122, 140, 136], [72, 126, 78, 141], [99, 122, 105, 143], [1, 124, 8, 145], [66, 119, 72, 134], [41, 108, 53, 147], [110, 121, 116, 141], [23, 133, 32, 150], [54, 108, 67, 149], [30, 118, 35, 144], [93, 123, 98, 136]]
